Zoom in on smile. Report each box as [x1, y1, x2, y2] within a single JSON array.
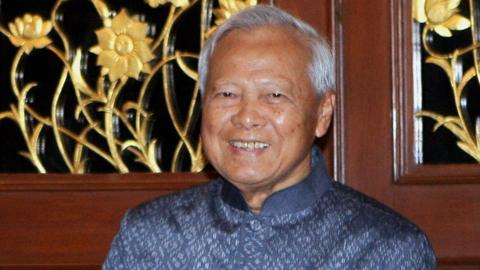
[[228, 140, 270, 151]]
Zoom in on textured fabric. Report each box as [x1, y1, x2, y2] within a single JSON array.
[[103, 150, 436, 269]]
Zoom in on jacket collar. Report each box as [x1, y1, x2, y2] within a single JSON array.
[[220, 147, 332, 216]]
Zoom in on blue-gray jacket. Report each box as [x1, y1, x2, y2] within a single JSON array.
[[103, 149, 436, 269]]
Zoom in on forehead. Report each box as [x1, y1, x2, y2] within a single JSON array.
[[207, 26, 312, 82], [215, 25, 310, 57]]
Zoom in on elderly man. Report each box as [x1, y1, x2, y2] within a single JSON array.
[[103, 5, 436, 269]]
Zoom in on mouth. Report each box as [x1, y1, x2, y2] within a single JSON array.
[[228, 140, 270, 151]]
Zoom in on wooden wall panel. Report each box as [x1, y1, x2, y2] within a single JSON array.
[[335, 0, 480, 267], [0, 191, 161, 265], [0, 174, 211, 268]]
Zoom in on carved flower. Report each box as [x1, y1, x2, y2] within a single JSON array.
[[413, 0, 470, 37], [8, 14, 52, 54], [90, 9, 154, 82], [213, 0, 257, 26], [145, 0, 189, 8]]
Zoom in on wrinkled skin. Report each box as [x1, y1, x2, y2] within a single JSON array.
[[201, 26, 335, 212]]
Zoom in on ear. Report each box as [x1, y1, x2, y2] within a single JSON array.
[[314, 91, 335, 138]]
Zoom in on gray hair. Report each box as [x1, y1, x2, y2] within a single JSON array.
[[198, 5, 335, 96]]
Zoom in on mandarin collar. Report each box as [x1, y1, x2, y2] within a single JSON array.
[[220, 147, 332, 217]]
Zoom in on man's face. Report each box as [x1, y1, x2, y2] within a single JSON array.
[[201, 26, 333, 193]]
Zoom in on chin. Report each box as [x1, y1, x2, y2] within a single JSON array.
[[224, 171, 274, 189]]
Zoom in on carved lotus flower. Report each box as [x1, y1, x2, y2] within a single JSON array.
[[145, 0, 189, 8], [413, 0, 470, 37], [90, 9, 154, 82], [213, 0, 257, 26], [8, 14, 52, 54]]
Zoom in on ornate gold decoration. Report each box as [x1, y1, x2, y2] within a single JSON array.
[[6, 14, 53, 54], [90, 9, 154, 82], [206, 0, 257, 36], [213, 0, 257, 26], [146, 0, 190, 8], [414, 0, 480, 161], [413, 0, 470, 37], [0, 0, 257, 173]]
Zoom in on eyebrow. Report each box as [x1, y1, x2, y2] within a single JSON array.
[[254, 76, 291, 84]]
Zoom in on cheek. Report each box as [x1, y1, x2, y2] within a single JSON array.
[[201, 106, 230, 138], [276, 112, 316, 141], [272, 110, 305, 134]]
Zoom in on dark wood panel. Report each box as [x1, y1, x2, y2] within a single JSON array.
[[274, 0, 332, 37], [0, 175, 212, 267], [336, 0, 480, 267], [394, 185, 480, 262], [438, 266, 480, 270], [0, 172, 214, 191], [0, 191, 176, 266], [335, 0, 394, 202]]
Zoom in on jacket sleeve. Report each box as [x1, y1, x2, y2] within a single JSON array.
[[355, 229, 436, 270], [102, 210, 132, 270]]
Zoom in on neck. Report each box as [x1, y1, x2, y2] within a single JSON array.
[[242, 189, 273, 214], [238, 170, 311, 215]]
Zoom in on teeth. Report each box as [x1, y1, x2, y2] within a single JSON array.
[[230, 140, 270, 150]]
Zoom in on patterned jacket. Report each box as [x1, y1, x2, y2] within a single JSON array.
[[103, 149, 436, 269]]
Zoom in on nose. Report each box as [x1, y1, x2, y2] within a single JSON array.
[[231, 98, 267, 129]]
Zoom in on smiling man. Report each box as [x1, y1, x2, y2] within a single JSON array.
[[103, 5, 436, 269]]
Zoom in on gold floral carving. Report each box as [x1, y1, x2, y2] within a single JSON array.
[[0, 0, 256, 173], [213, 0, 257, 26], [6, 14, 53, 54], [206, 0, 257, 36], [413, 0, 480, 161], [413, 0, 470, 37], [90, 9, 154, 82]]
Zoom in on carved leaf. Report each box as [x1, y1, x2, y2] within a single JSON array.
[[147, 139, 161, 172], [30, 123, 44, 150], [456, 67, 476, 99], [416, 111, 469, 142], [121, 139, 142, 152], [457, 141, 480, 162]]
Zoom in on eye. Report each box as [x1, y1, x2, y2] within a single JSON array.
[[214, 91, 236, 99], [221, 92, 234, 97], [271, 92, 283, 98], [212, 90, 238, 102], [264, 91, 288, 104]]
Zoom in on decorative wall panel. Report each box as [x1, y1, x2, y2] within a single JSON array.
[[393, 0, 480, 183], [413, 0, 480, 164], [0, 0, 256, 173]]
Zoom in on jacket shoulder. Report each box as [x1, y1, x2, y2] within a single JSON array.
[[125, 179, 220, 227], [325, 182, 436, 268], [329, 181, 419, 232]]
